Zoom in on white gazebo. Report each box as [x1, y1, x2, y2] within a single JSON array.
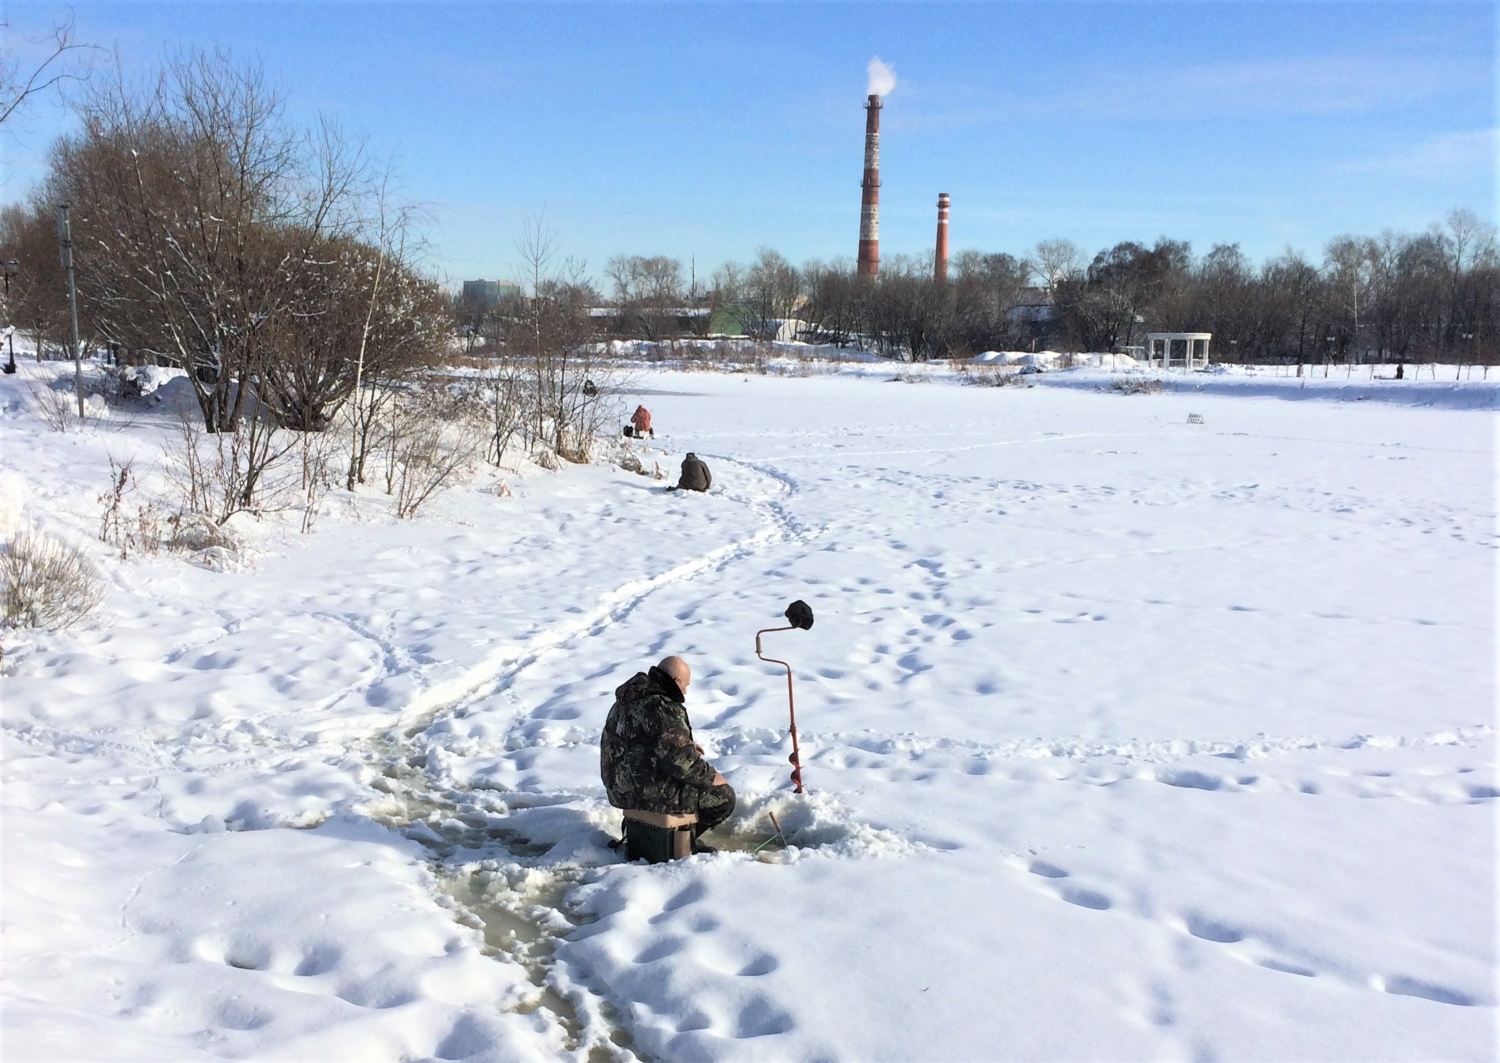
[[1145, 333, 1211, 370]]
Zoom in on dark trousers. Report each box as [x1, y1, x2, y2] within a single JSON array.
[[696, 782, 735, 837]]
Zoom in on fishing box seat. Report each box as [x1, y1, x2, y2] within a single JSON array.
[[621, 808, 697, 863]]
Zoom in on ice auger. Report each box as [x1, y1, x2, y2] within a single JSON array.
[[755, 600, 815, 793]]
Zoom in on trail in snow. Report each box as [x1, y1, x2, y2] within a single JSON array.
[[349, 453, 834, 1057]]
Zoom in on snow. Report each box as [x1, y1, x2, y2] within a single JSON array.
[[0, 469, 24, 537], [118, 363, 189, 400], [1, 359, 1495, 1062]]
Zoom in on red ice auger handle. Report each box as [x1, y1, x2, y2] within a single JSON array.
[[755, 600, 814, 794]]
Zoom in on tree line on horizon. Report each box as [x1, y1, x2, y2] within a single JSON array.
[[458, 213, 1497, 367]]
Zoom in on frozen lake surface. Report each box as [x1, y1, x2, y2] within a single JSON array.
[[2, 366, 1495, 1061]]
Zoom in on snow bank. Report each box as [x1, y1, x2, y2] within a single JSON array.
[[119, 364, 188, 399], [973, 350, 1138, 369]]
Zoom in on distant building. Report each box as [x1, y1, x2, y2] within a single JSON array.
[[1145, 333, 1211, 369], [1004, 288, 1055, 325], [706, 306, 806, 342], [461, 279, 522, 305]]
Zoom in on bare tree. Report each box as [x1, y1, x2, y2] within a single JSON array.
[[0, 14, 92, 128], [501, 216, 612, 461], [0, 203, 68, 359], [802, 258, 864, 348], [1034, 239, 1084, 298], [48, 52, 384, 432], [605, 254, 684, 339], [1055, 239, 1190, 352], [742, 249, 802, 341]]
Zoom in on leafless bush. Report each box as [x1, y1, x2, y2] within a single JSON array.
[[1111, 377, 1163, 395], [297, 429, 338, 533], [344, 378, 397, 489], [481, 359, 527, 468], [98, 454, 132, 550], [374, 380, 479, 519], [958, 363, 1025, 387], [1, 530, 105, 630], [614, 443, 664, 480], [503, 217, 621, 463], [165, 405, 298, 525], [131, 505, 168, 556], [24, 376, 80, 431], [97, 455, 172, 560], [390, 418, 476, 519], [167, 514, 236, 553]]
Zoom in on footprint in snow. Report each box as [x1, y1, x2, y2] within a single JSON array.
[[662, 882, 708, 912], [737, 954, 778, 977], [1156, 769, 1223, 792], [732, 996, 795, 1038], [632, 937, 686, 964], [214, 999, 271, 1031], [1378, 975, 1475, 1007], [1184, 913, 1244, 944], [1059, 887, 1112, 911], [1027, 860, 1069, 879], [293, 944, 342, 977]]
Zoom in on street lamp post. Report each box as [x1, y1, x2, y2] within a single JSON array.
[[56, 204, 84, 418], [2, 259, 17, 375]]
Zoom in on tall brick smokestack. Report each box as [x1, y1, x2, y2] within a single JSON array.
[[857, 94, 882, 278], [934, 193, 950, 284]]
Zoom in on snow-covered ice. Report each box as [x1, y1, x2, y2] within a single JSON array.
[[2, 362, 1495, 1061]]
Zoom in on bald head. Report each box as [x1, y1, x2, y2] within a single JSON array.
[[658, 655, 691, 694]]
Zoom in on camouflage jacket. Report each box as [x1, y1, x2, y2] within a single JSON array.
[[601, 667, 717, 814]]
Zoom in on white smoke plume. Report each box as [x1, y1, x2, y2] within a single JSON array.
[[866, 56, 897, 97]]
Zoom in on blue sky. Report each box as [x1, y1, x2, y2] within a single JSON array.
[[2, 2, 1494, 287]]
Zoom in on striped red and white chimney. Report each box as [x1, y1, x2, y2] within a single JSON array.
[[857, 94, 882, 278], [934, 193, 950, 283]]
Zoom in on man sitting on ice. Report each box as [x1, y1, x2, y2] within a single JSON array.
[[601, 655, 734, 857], [669, 452, 712, 493], [630, 405, 654, 438]]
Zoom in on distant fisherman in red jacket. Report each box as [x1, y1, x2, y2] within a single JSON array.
[[631, 406, 654, 438]]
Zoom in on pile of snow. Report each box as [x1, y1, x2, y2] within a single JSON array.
[[113, 364, 189, 403], [597, 337, 886, 367], [972, 349, 1028, 365], [972, 350, 1138, 369], [970, 349, 1060, 368], [1069, 350, 1139, 368]]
